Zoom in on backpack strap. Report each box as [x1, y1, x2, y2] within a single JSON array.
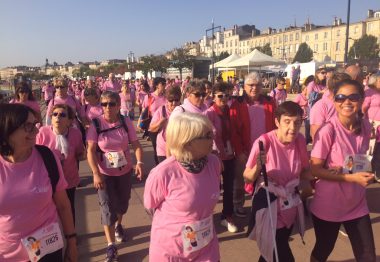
[[180, 106, 185, 112], [162, 105, 167, 118], [35, 145, 59, 196], [92, 118, 101, 135], [118, 113, 129, 134]]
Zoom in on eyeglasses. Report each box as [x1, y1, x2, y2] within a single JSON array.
[[100, 102, 117, 107], [319, 71, 327, 75], [168, 98, 180, 103], [246, 83, 261, 88], [22, 121, 39, 133], [55, 86, 66, 89], [216, 94, 229, 99], [52, 112, 67, 118], [192, 92, 207, 98], [334, 93, 361, 103]]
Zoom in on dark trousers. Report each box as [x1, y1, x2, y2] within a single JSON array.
[[311, 214, 376, 262], [372, 142, 380, 177], [66, 187, 76, 226], [258, 226, 294, 262], [33, 248, 63, 262], [221, 159, 235, 218], [149, 131, 159, 165], [157, 156, 166, 163], [304, 119, 311, 144]]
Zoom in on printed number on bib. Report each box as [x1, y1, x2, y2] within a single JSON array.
[[343, 154, 372, 174], [182, 216, 213, 254], [104, 151, 127, 168], [21, 223, 64, 262]]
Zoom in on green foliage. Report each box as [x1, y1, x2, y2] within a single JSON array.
[[137, 55, 169, 77], [170, 47, 194, 80], [292, 42, 313, 63], [217, 51, 229, 62], [252, 43, 272, 56], [348, 34, 379, 61]]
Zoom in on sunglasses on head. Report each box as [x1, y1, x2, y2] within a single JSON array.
[[334, 93, 361, 103], [100, 102, 117, 107], [55, 86, 66, 89], [192, 92, 207, 98], [52, 112, 67, 118], [168, 98, 180, 103], [216, 94, 229, 99]]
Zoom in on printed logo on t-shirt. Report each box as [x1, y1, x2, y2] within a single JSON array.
[[343, 154, 372, 174]]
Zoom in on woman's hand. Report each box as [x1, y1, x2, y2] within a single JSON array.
[[93, 173, 104, 189], [135, 163, 143, 181], [64, 238, 78, 262], [350, 172, 374, 187]]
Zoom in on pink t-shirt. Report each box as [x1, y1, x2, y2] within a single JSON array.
[[247, 102, 266, 146], [137, 91, 148, 106], [36, 126, 84, 188], [10, 99, 41, 114], [142, 93, 167, 115], [246, 131, 309, 228], [170, 98, 208, 118], [310, 116, 371, 222], [363, 88, 380, 121], [101, 80, 121, 93], [86, 115, 138, 176], [81, 103, 103, 120], [269, 88, 287, 106], [119, 92, 133, 116], [150, 105, 171, 157], [293, 93, 309, 119], [0, 147, 67, 261], [144, 155, 221, 261], [307, 81, 325, 97], [205, 106, 234, 160], [42, 84, 54, 100], [377, 125, 380, 142], [310, 94, 335, 126]]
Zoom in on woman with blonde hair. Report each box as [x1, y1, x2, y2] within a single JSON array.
[[144, 112, 221, 261]]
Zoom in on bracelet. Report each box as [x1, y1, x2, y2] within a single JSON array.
[[137, 161, 144, 165], [65, 233, 77, 239]]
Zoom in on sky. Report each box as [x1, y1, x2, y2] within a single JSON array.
[[0, 0, 379, 68]]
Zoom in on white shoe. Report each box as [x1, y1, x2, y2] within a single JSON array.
[[221, 219, 238, 233]]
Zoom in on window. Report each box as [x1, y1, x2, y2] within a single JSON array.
[[274, 37, 277, 44], [226, 41, 228, 47], [305, 35, 309, 41], [354, 26, 358, 34], [314, 44, 318, 52], [336, 30, 340, 37], [376, 13, 380, 18], [336, 42, 340, 51], [279, 36, 282, 43], [296, 44, 299, 51], [290, 45, 293, 53], [315, 33, 318, 40], [368, 23, 373, 31], [284, 35, 288, 42], [230, 40, 232, 46], [323, 42, 328, 51], [324, 32, 328, 39], [235, 40, 237, 46], [290, 34, 293, 41], [295, 33, 299, 40], [284, 46, 288, 53]]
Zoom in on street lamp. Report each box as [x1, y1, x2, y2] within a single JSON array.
[[344, 0, 351, 65], [206, 19, 221, 84]]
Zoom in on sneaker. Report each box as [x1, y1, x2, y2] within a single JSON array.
[[105, 244, 118, 262], [221, 218, 238, 233], [234, 207, 247, 218], [115, 224, 127, 242]]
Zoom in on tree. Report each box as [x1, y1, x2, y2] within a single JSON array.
[[169, 47, 194, 80], [217, 51, 229, 62], [348, 35, 379, 61], [292, 42, 313, 63], [252, 43, 272, 56]]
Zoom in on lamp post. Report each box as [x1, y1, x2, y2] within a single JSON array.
[[344, 0, 351, 65], [206, 19, 221, 84]]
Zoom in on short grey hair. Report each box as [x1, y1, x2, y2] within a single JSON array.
[[100, 91, 121, 104], [368, 74, 380, 88], [244, 72, 262, 84]]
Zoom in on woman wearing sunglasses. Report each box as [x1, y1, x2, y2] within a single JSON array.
[[205, 82, 238, 233], [144, 113, 220, 262], [148, 86, 182, 163], [310, 79, 375, 262], [171, 80, 208, 118], [87, 91, 143, 262], [10, 82, 42, 123], [36, 104, 86, 225], [0, 104, 77, 262]]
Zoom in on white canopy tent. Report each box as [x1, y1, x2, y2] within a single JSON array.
[[225, 49, 285, 72], [211, 54, 241, 68]]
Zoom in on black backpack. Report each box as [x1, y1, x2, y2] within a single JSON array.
[[35, 145, 59, 195]]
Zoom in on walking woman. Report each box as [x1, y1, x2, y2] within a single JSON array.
[[10, 82, 42, 123], [144, 113, 220, 261], [36, 104, 86, 225], [0, 104, 77, 262], [310, 79, 376, 262]]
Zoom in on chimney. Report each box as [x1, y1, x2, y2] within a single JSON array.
[[337, 18, 342, 25], [368, 9, 374, 18], [333, 17, 337, 26]]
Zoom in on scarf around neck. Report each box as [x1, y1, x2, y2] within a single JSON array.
[[179, 156, 208, 174]]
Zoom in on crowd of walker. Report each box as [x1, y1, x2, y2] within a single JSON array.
[[0, 65, 380, 262]]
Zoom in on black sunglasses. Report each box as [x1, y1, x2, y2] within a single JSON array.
[[100, 102, 117, 107], [52, 112, 67, 118], [192, 92, 207, 98], [168, 98, 180, 103], [334, 93, 361, 103], [216, 94, 229, 99]]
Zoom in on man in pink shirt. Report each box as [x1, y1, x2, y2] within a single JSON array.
[[269, 77, 287, 106], [101, 73, 122, 93]]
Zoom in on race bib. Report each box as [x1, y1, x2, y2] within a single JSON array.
[[343, 154, 372, 174], [181, 216, 213, 254], [279, 193, 302, 211], [21, 223, 64, 262], [224, 140, 233, 156], [104, 151, 128, 168]]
